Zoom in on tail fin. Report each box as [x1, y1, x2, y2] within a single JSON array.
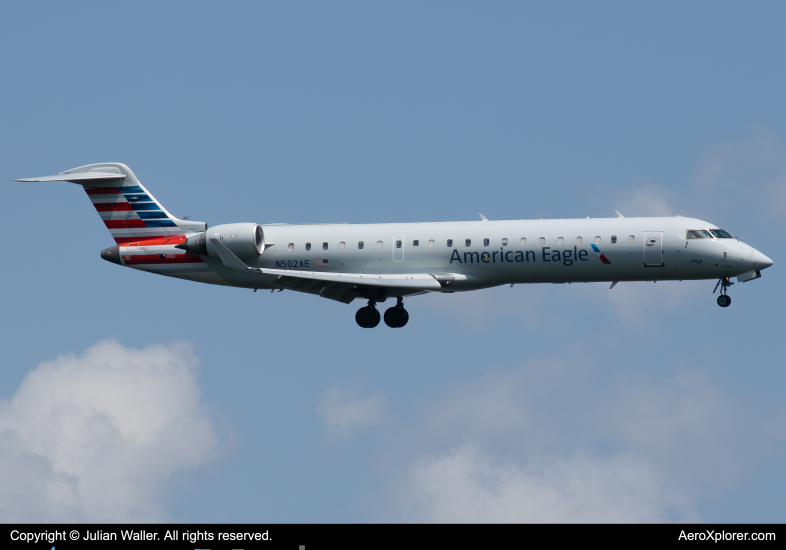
[[15, 162, 206, 244]]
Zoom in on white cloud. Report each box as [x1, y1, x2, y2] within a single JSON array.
[[597, 279, 702, 327], [613, 184, 677, 217], [317, 385, 386, 438], [0, 338, 228, 522], [693, 129, 786, 225], [380, 353, 779, 522], [404, 444, 697, 523]]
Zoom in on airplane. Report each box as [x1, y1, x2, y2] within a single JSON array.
[[15, 162, 773, 327]]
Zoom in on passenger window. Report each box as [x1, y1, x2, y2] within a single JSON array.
[[576, 236, 582, 244], [428, 239, 435, 248], [339, 241, 345, 250], [358, 241, 364, 249], [483, 238, 489, 246], [396, 240, 402, 249], [520, 238, 526, 246], [595, 236, 601, 245], [413, 240, 419, 247], [628, 235, 634, 243], [305, 242, 311, 251], [288, 243, 294, 251], [323, 242, 328, 251], [539, 237, 545, 245], [376, 241, 383, 249], [611, 235, 617, 244], [502, 238, 508, 246], [557, 237, 563, 245], [465, 239, 471, 247], [447, 239, 453, 247]]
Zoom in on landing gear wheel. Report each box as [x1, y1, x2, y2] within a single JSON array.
[[713, 277, 733, 308], [384, 306, 409, 328], [355, 306, 381, 327]]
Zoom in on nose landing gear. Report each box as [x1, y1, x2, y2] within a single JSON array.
[[713, 276, 733, 308], [383, 297, 409, 328], [355, 299, 381, 328]]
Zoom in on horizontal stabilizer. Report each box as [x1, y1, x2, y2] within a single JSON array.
[[14, 172, 127, 183]]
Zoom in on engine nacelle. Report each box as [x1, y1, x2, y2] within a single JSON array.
[[177, 223, 265, 259]]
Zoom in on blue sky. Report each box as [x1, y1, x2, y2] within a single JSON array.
[[0, 1, 784, 522]]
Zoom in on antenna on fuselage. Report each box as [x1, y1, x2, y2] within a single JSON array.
[[615, 210, 624, 218]]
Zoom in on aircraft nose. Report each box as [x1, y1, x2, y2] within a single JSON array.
[[755, 250, 773, 269]]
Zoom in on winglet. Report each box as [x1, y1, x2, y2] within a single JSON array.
[[615, 210, 624, 218], [479, 213, 488, 221], [209, 238, 252, 270]]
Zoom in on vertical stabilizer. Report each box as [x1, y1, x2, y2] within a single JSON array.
[[16, 162, 206, 244]]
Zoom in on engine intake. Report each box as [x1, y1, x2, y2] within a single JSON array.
[[176, 223, 264, 259]]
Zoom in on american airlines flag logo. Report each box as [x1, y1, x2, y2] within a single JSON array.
[[315, 259, 329, 267]]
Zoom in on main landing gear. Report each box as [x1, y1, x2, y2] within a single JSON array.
[[355, 300, 381, 328], [713, 276, 733, 308], [355, 297, 409, 328], [383, 297, 409, 328]]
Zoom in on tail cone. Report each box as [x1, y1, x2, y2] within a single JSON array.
[[101, 245, 121, 265]]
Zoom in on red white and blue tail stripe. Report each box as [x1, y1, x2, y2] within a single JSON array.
[[86, 184, 186, 244]]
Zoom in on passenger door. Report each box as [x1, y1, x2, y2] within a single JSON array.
[[644, 231, 664, 266]]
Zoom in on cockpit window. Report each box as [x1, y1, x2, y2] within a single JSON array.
[[686, 230, 712, 239], [709, 229, 733, 239]]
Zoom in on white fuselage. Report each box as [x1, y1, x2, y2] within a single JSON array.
[[127, 216, 771, 295]]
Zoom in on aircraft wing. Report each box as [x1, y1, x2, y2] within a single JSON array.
[[208, 237, 450, 303]]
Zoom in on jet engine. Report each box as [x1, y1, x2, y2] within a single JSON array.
[[176, 223, 265, 259]]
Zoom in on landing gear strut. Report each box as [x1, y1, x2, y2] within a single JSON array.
[[355, 299, 381, 328], [713, 276, 733, 308], [383, 297, 409, 328]]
